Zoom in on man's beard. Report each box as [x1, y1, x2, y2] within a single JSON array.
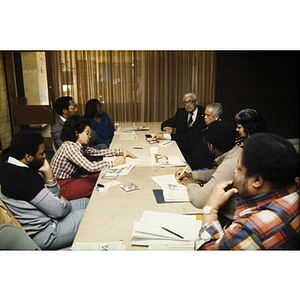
[[28, 157, 44, 171]]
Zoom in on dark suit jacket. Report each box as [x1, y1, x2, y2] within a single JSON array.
[[171, 127, 215, 171], [161, 105, 206, 134]]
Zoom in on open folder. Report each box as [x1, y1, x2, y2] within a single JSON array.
[[131, 211, 202, 248]]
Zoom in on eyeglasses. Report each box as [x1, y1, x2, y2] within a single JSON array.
[[183, 100, 196, 106]]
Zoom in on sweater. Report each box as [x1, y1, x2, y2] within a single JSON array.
[[187, 144, 243, 220]]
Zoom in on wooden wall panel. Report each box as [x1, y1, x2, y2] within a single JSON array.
[[215, 51, 300, 139], [0, 52, 12, 150]]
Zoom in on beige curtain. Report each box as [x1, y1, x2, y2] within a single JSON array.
[[47, 50, 216, 126]]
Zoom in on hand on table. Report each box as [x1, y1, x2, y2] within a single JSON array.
[[152, 133, 163, 140], [114, 156, 126, 166], [122, 148, 137, 159]]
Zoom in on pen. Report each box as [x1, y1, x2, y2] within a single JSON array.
[[133, 147, 143, 149], [161, 226, 184, 239], [178, 166, 188, 179]]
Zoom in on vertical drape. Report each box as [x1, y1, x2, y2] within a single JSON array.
[[47, 50, 216, 126]]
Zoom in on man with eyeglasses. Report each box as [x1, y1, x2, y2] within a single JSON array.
[[154, 102, 223, 171], [51, 96, 78, 151], [160, 93, 206, 155], [161, 93, 206, 135], [51, 96, 97, 151]]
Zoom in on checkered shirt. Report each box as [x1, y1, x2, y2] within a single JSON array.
[[197, 179, 300, 250], [51, 141, 122, 179]]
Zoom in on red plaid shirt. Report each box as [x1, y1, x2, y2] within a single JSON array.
[[51, 141, 122, 179], [198, 178, 300, 250]]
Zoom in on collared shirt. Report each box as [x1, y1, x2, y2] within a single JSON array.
[[186, 107, 198, 125], [197, 179, 300, 250], [51, 140, 122, 179], [7, 156, 28, 168]]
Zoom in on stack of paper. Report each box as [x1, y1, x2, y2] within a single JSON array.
[[131, 211, 202, 249]]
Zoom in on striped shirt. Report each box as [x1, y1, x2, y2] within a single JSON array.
[[51, 140, 122, 179], [197, 179, 300, 250]]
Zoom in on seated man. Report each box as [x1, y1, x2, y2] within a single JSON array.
[[153, 102, 223, 170], [51, 96, 97, 150], [161, 93, 206, 153], [175, 120, 242, 227], [161, 92, 206, 134], [198, 133, 299, 250], [0, 131, 89, 250]]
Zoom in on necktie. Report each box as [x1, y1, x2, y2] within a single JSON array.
[[187, 112, 193, 127]]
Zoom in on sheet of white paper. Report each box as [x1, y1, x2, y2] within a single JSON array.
[[132, 211, 197, 241], [119, 134, 137, 140], [103, 157, 141, 169], [151, 174, 189, 201], [159, 156, 186, 167], [71, 242, 126, 251]]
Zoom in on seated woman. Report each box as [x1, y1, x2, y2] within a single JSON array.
[[84, 99, 115, 149], [51, 115, 136, 200], [235, 108, 267, 146]]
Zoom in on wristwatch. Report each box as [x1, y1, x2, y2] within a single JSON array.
[[203, 206, 218, 215]]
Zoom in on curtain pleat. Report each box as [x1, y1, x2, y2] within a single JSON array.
[[47, 50, 216, 127]]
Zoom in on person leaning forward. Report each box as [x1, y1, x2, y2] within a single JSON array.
[[153, 102, 223, 171], [197, 133, 299, 250], [175, 120, 242, 227], [0, 131, 89, 250]]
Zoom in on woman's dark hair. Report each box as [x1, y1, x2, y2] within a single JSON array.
[[61, 115, 92, 142], [235, 108, 267, 136], [9, 131, 44, 160], [54, 96, 73, 116], [242, 133, 299, 188], [84, 99, 101, 119], [206, 120, 238, 153]]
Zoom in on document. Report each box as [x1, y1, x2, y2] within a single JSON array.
[[71, 241, 126, 251], [151, 174, 189, 202], [104, 164, 135, 176], [117, 125, 149, 131], [104, 157, 141, 166], [131, 211, 202, 248], [157, 156, 186, 168]]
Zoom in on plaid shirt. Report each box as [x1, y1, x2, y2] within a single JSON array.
[[51, 141, 122, 179], [197, 179, 300, 250]]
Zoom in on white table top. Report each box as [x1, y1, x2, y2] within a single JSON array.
[[72, 122, 200, 250]]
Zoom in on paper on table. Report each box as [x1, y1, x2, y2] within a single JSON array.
[[71, 241, 126, 251], [133, 211, 197, 240], [114, 130, 135, 135], [131, 211, 202, 247], [158, 156, 186, 168], [103, 157, 141, 168], [102, 164, 135, 176], [119, 134, 138, 140], [151, 174, 189, 202]]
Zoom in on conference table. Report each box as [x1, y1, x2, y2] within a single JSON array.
[[72, 122, 202, 250]]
